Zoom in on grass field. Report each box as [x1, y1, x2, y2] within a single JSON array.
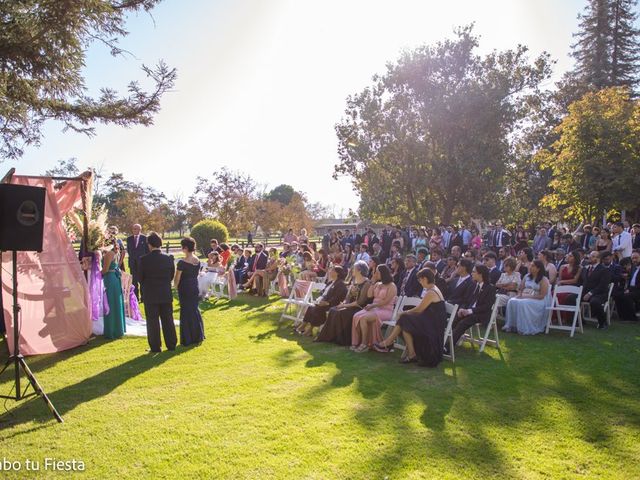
[[0, 295, 639, 479]]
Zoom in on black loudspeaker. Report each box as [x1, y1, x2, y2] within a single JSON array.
[[0, 184, 46, 252]]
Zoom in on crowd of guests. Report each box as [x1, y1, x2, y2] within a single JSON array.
[[269, 221, 640, 368]]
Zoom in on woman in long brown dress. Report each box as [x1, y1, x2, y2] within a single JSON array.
[[315, 261, 371, 345], [296, 266, 348, 336]]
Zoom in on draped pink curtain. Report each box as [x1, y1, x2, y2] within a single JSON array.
[[1, 176, 92, 356]]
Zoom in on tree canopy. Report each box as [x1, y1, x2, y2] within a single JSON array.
[[0, 0, 176, 159], [335, 26, 552, 225]]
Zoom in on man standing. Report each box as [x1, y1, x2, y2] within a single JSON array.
[[126, 223, 149, 300], [612, 222, 633, 261], [580, 225, 594, 252], [492, 221, 511, 254], [581, 251, 612, 329], [138, 232, 177, 352]]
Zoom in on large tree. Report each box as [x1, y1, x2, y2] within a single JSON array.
[[571, 0, 640, 93], [0, 0, 176, 159], [536, 87, 640, 222], [335, 26, 552, 225]]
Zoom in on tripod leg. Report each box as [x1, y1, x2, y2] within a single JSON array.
[[18, 358, 63, 423]]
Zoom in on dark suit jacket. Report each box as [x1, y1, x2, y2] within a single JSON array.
[[489, 267, 501, 286], [321, 280, 348, 307], [581, 263, 611, 298], [434, 259, 446, 275], [633, 235, 640, 250], [447, 276, 475, 306], [138, 250, 175, 304], [467, 283, 497, 322], [401, 267, 421, 297], [251, 251, 268, 271], [126, 234, 150, 269], [234, 256, 248, 270]]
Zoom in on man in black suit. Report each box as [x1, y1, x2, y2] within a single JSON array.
[[581, 250, 613, 329], [632, 224, 640, 250], [446, 258, 475, 305], [613, 250, 640, 322], [431, 248, 446, 275], [492, 221, 512, 254], [416, 248, 429, 270], [482, 251, 502, 286], [138, 232, 177, 352], [448, 264, 497, 349], [580, 224, 594, 251], [423, 261, 448, 294], [399, 255, 421, 297], [126, 223, 150, 300]]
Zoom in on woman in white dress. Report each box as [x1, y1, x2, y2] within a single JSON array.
[[495, 257, 521, 308], [503, 260, 551, 335]]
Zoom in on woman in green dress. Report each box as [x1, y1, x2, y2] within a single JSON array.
[[101, 239, 126, 339]]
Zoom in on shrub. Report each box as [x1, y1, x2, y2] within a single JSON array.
[[190, 220, 229, 256]]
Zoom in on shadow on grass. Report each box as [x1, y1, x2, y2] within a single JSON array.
[[0, 342, 186, 428], [241, 299, 640, 478]]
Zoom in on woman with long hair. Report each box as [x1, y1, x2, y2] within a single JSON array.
[[296, 266, 348, 336], [101, 238, 126, 339], [373, 269, 448, 366], [503, 260, 551, 335], [315, 261, 371, 345], [351, 264, 397, 352], [174, 237, 205, 346]]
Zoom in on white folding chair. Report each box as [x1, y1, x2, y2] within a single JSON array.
[[279, 279, 314, 326], [461, 300, 501, 353], [443, 302, 459, 362], [382, 296, 422, 350], [210, 273, 229, 300], [581, 283, 614, 326], [545, 285, 583, 337]]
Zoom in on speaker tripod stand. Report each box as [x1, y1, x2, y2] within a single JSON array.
[[0, 250, 63, 422]]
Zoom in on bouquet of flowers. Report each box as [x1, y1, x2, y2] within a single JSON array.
[[85, 206, 109, 252]]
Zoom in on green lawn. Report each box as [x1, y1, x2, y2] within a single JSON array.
[[0, 296, 639, 479]]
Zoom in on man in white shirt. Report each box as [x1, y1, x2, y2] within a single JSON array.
[[612, 222, 633, 260]]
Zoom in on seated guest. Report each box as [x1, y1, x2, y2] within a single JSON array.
[[482, 251, 502, 285], [538, 250, 558, 284], [219, 243, 231, 267], [554, 250, 582, 322], [254, 248, 279, 296], [342, 243, 355, 270], [560, 233, 579, 253], [441, 256, 458, 283], [496, 247, 509, 272], [279, 243, 292, 258], [355, 243, 371, 263], [532, 227, 551, 255], [579, 250, 612, 329], [242, 243, 268, 292], [416, 248, 429, 270], [601, 251, 623, 292], [316, 261, 371, 345], [235, 249, 251, 284], [390, 257, 405, 292], [198, 251, 225, 298], [367, 256, 380, 280], [550, 231, 562, 251], [463, 249, 477, 262], [516, 248, 534, 279], [450, 245, 462, 260], [300, 251, 318, 281], [446, 258, 475, 306], [613, 250, 640, 321], [296, 266, 348, 336], [423, 261, 448, 294], [495, 257, 521, 307], [315, 248, 330, 278], [351, 264, 397, 353], [503, 260, 551, 335], [553, 248, 567, 270], [373, 269, 448, 367], [447, 264, 497, 351], [430, 248, 446, 274], [399, 255, 422, 297]]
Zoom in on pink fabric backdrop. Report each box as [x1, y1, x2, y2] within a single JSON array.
[[1, 176, 92, 356]]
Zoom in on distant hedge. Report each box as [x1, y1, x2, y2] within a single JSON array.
[[190, 220, 229, 255]]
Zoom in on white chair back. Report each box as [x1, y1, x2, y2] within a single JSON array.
[[546, 285, 583, 337], [443, 302, 459, 362]]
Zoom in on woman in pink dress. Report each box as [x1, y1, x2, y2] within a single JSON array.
[[351, 264, 397, 352]]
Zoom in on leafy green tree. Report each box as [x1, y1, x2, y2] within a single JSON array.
[[536, 87, 640, 221], [265, 184, 295, 205], [190, 220, 229, 256], [335, 26, 552, 225], [0, 0, 176, 159]]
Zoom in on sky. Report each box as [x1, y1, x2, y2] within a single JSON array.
[[6, 0, 588, 215]]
